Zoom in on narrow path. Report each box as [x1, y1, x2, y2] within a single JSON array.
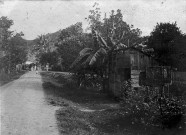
[[0, 71, 59, 135]]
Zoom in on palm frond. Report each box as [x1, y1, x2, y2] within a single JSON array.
[[89, 48, 107, 66], [79, 48, 93, 56], [92, 29, 99, 49], [81, 54, 94, 68], [70, 53, 90, 70], [116, 43, 127, 50], [97, 33, 108, 48], [107, 37, 114, 48]]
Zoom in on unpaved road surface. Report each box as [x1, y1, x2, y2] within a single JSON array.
[[0, 71, 59, 135]]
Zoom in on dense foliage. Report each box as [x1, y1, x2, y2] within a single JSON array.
[[68, 4, 186, 130], [147, 22, 186, 70], [70, 4, 144, 88], [32, 22, 94, 71], [121, 81, 185, 129], [39, 51, 62, 71], [0, 16, 27, 73], [56, 22, 94, 71]]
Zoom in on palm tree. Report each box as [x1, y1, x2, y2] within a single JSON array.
[[70, 27, 127, 88], [70, 21, 144, 89]]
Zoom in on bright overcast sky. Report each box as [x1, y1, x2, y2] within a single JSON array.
[[0, 0, 186, 40]]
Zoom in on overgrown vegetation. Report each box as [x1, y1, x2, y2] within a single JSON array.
[[41, 72, 186, 135], [58, 4, 186, 132], [56, 23, 94, 70], [0, 70, 26, 85], [0, 16, 28, 74], [1, 2, 186, 135], [147, 22, 186, 70], [70, 4, 145, 91], [120, 80, 186, 129]]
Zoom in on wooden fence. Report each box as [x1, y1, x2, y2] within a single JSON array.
[[172, 72, 186, 83]]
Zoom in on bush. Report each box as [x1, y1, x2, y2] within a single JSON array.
[[0, 71, 10, 82], [120, 80, 186, 129], [72, 72, 103, 90], [160, 97, 185, 129]]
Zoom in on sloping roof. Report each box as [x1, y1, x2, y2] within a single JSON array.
[[129, 46, 154, 57], [114, 45, 154, 58]]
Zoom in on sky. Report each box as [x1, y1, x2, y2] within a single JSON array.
[[0, 0, 186, 40]]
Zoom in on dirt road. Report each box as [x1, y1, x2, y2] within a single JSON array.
[[0, 71, 59, 135]]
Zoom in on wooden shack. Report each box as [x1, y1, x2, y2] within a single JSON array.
[[130, 47, 157, 71], [108, 47, 158, 97]]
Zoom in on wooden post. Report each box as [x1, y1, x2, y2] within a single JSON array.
[[159, 86, 163, 116]]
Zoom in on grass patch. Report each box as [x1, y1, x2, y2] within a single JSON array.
[[56, 107, 97, 135], [56, 105, 186, 135]]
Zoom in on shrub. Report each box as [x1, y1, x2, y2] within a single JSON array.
[[160, 97, 185, 129], [120, 80, 186, 129], [72, 72, 103, 90]]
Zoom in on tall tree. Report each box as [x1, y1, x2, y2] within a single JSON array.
[[0, 16, 13, 52], [71, 5, 143, 72], [86, 4, 142, 47], [70, 5, 144, 88], [56, 22, 93, 71], [0, 17, 27, 73], [9, 33, 27, 64], [147, 22, 185, 69]]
